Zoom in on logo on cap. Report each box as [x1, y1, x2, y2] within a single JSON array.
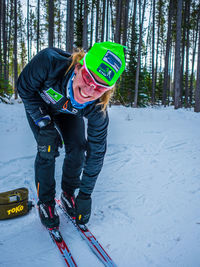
[[97, 63, 115, 81], [102, 50, 122, 72]]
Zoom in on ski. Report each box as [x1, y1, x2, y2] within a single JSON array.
[[25, 181, 77, 267], [55, 198, 117, 267], [47, 227, 77, 267]]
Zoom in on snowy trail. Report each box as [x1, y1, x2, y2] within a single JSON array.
[[0, 103, 200, 266]]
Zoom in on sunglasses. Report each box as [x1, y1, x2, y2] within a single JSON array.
[[82, 56, 114, 92]]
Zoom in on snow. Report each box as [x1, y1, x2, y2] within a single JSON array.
[[0, 103, 200, 267]]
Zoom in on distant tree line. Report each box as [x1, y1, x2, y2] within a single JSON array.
[[0, 0, 200, 112]]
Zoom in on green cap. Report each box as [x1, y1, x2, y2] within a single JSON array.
[[80, 42, 126, 86]]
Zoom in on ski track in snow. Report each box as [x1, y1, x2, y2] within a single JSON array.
[[0, 103, 200, 267]]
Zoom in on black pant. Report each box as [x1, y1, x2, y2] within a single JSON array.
[[26, 112, 86, 203]]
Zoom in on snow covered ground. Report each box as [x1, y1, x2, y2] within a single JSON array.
[[0, 103, 200, 267]]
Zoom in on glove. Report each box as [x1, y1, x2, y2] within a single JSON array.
[[75, 191, 92, 225], [37, 123, 63, 159], [35, 115, 52, 129]]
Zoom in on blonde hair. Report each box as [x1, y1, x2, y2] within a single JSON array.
[[66, 49, 115, 111]]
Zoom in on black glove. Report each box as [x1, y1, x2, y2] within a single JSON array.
[[37, 123, 63, 159], [75, 191, 92, 225]]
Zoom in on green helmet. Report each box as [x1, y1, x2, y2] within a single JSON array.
[[79, 42, 126, 86]]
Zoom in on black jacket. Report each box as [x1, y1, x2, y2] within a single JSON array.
[[17, 48, 109, 194]]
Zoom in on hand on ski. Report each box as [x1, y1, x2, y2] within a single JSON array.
[[75, 191, 92, 225]]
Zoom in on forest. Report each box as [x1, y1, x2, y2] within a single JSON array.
[[0, 0, 200, 112]]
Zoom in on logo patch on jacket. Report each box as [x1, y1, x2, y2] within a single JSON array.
[[62, 100, 78, 114], [44, 88, 63, 104]]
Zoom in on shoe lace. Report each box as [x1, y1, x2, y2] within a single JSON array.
[[48, 206, 54, 219]]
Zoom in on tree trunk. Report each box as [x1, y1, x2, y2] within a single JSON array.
[[7, 0, 14, 83], [37, 0, 40, 53], [56, 0, 62, 48], [14, 0, 18, 99], [110, 0, 115, 41], [130, 0, 137, 55], [0, 0, 2, 79], [184, 0, 190, 107], [162, 0, 173, 106], [122, 0, 130, 46], [133, 0, 147, 107], [155, 0, 162, 97], [180, 0, 186, 105], [101, 0, 106, 42], [82, 0, 88, 49], [106, 0, 109, 41], [151, 0, 156, 104], [95, 0, 99, 42], [194, 25, 200, 112], [90, 0, 94, 47], [115, 0, 122, 43], [29, 8, 34, 58], [27, 0, 30, 62], [48, 0, 54, 47], [144, 0, 152, 68], [189, 9, 200, 106], [2, 0, 8, 89], [128, 0, 137, 105], [2, 0, 8, 83], [66, 0, 74, 52], [18, 1, 26, 69], [174, 0, 183, 109]]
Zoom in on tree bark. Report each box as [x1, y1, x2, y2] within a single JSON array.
[[7, 0, 14, 81], [106, 0, 109, 41], [151, 0, 156, 104], [0, 0, 2, 79], [180, 0, 186, 105], [66, 0, 74, 52], [162, 0, 173, 106], [90, 0, 95, 47], [82, 0, 88, 49], [115, 0, 122, 43], [122, 0, 130, 46], [174, 0, 183, 109], [101, 0, 106, 42], [133, 0, 147, 107], [194, 24, 200, 112], [110, 0, 115, 41], [48, 0, 54, 47], [189, 8, 200, 106], [155, 0, 162, 95], [37, 0, 40, 53], [27, 0, 30, 62], [128, 0, 137, 105], [130, 0, 137, 56], [14, 0, 18, 99], [184, 0, 190, 107], [95, 0, 100, 42], [2, 0, 8, 86]]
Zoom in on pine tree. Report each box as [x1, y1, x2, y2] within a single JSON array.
[[133, 0, 147, 107], [194, 20, 200, 112], [162, 0, 173, 106], [13, 0, 18, 99], [48, 0, 54, 47], [174, 0, 183, 109], [66, 0, 74, 52]]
